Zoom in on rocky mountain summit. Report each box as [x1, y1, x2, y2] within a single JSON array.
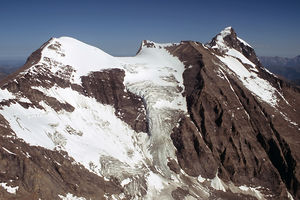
[[0, 27, 299, 200]]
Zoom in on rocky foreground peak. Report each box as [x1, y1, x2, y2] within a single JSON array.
[[0, 28, 299, 200]]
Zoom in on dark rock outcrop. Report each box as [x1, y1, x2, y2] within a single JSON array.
[[81, 69, 147, 133]]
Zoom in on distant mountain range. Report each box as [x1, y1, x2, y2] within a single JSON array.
[[259, 55, 300, 85], [0, 59, 24, 79]]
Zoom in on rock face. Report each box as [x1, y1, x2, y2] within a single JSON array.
[[0, 28, 299, 200], [167, 39, 300, 199], [81, 69, 147, 133]]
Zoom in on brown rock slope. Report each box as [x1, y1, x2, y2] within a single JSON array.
[[167, 29, 300, 199]]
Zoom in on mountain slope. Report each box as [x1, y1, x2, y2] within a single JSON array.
[[0, 28, 299, 200]]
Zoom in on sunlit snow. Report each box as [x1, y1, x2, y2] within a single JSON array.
[[217, 54, 279, 106], [0, 182, 19, 194], [58, 193, 86, 200], [0, 87, 146, 176]]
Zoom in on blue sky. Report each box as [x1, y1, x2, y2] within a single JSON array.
[[0, 0, 300, 60]]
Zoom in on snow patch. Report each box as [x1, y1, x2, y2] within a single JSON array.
[[239, 185, 264, 199], [287, 191, 294, 200], [18, 97, 31, 103], [58, 193, 86, 200], [197, 175, 206, 183], [0, 89, 15, 101], [210, 173, 226, 192], [279, 111, 299, 128], [2, 147, 16, 155], [120, 178, 131, 187], [226, 48, 256, 69], [217, 54, 278, 106], [0, 182, 19, 194], [237, 37, 252, 48], [146, 172, 165, 198], [23, 151, 31, 158]]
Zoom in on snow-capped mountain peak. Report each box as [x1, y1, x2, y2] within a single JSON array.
[[31, 36, 122, 84], [207, 26, 250, 51], [0, 28, 299, 200], [220, 26, 234, 37]]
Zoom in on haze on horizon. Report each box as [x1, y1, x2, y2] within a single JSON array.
[[0, 0, 300, 61]]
